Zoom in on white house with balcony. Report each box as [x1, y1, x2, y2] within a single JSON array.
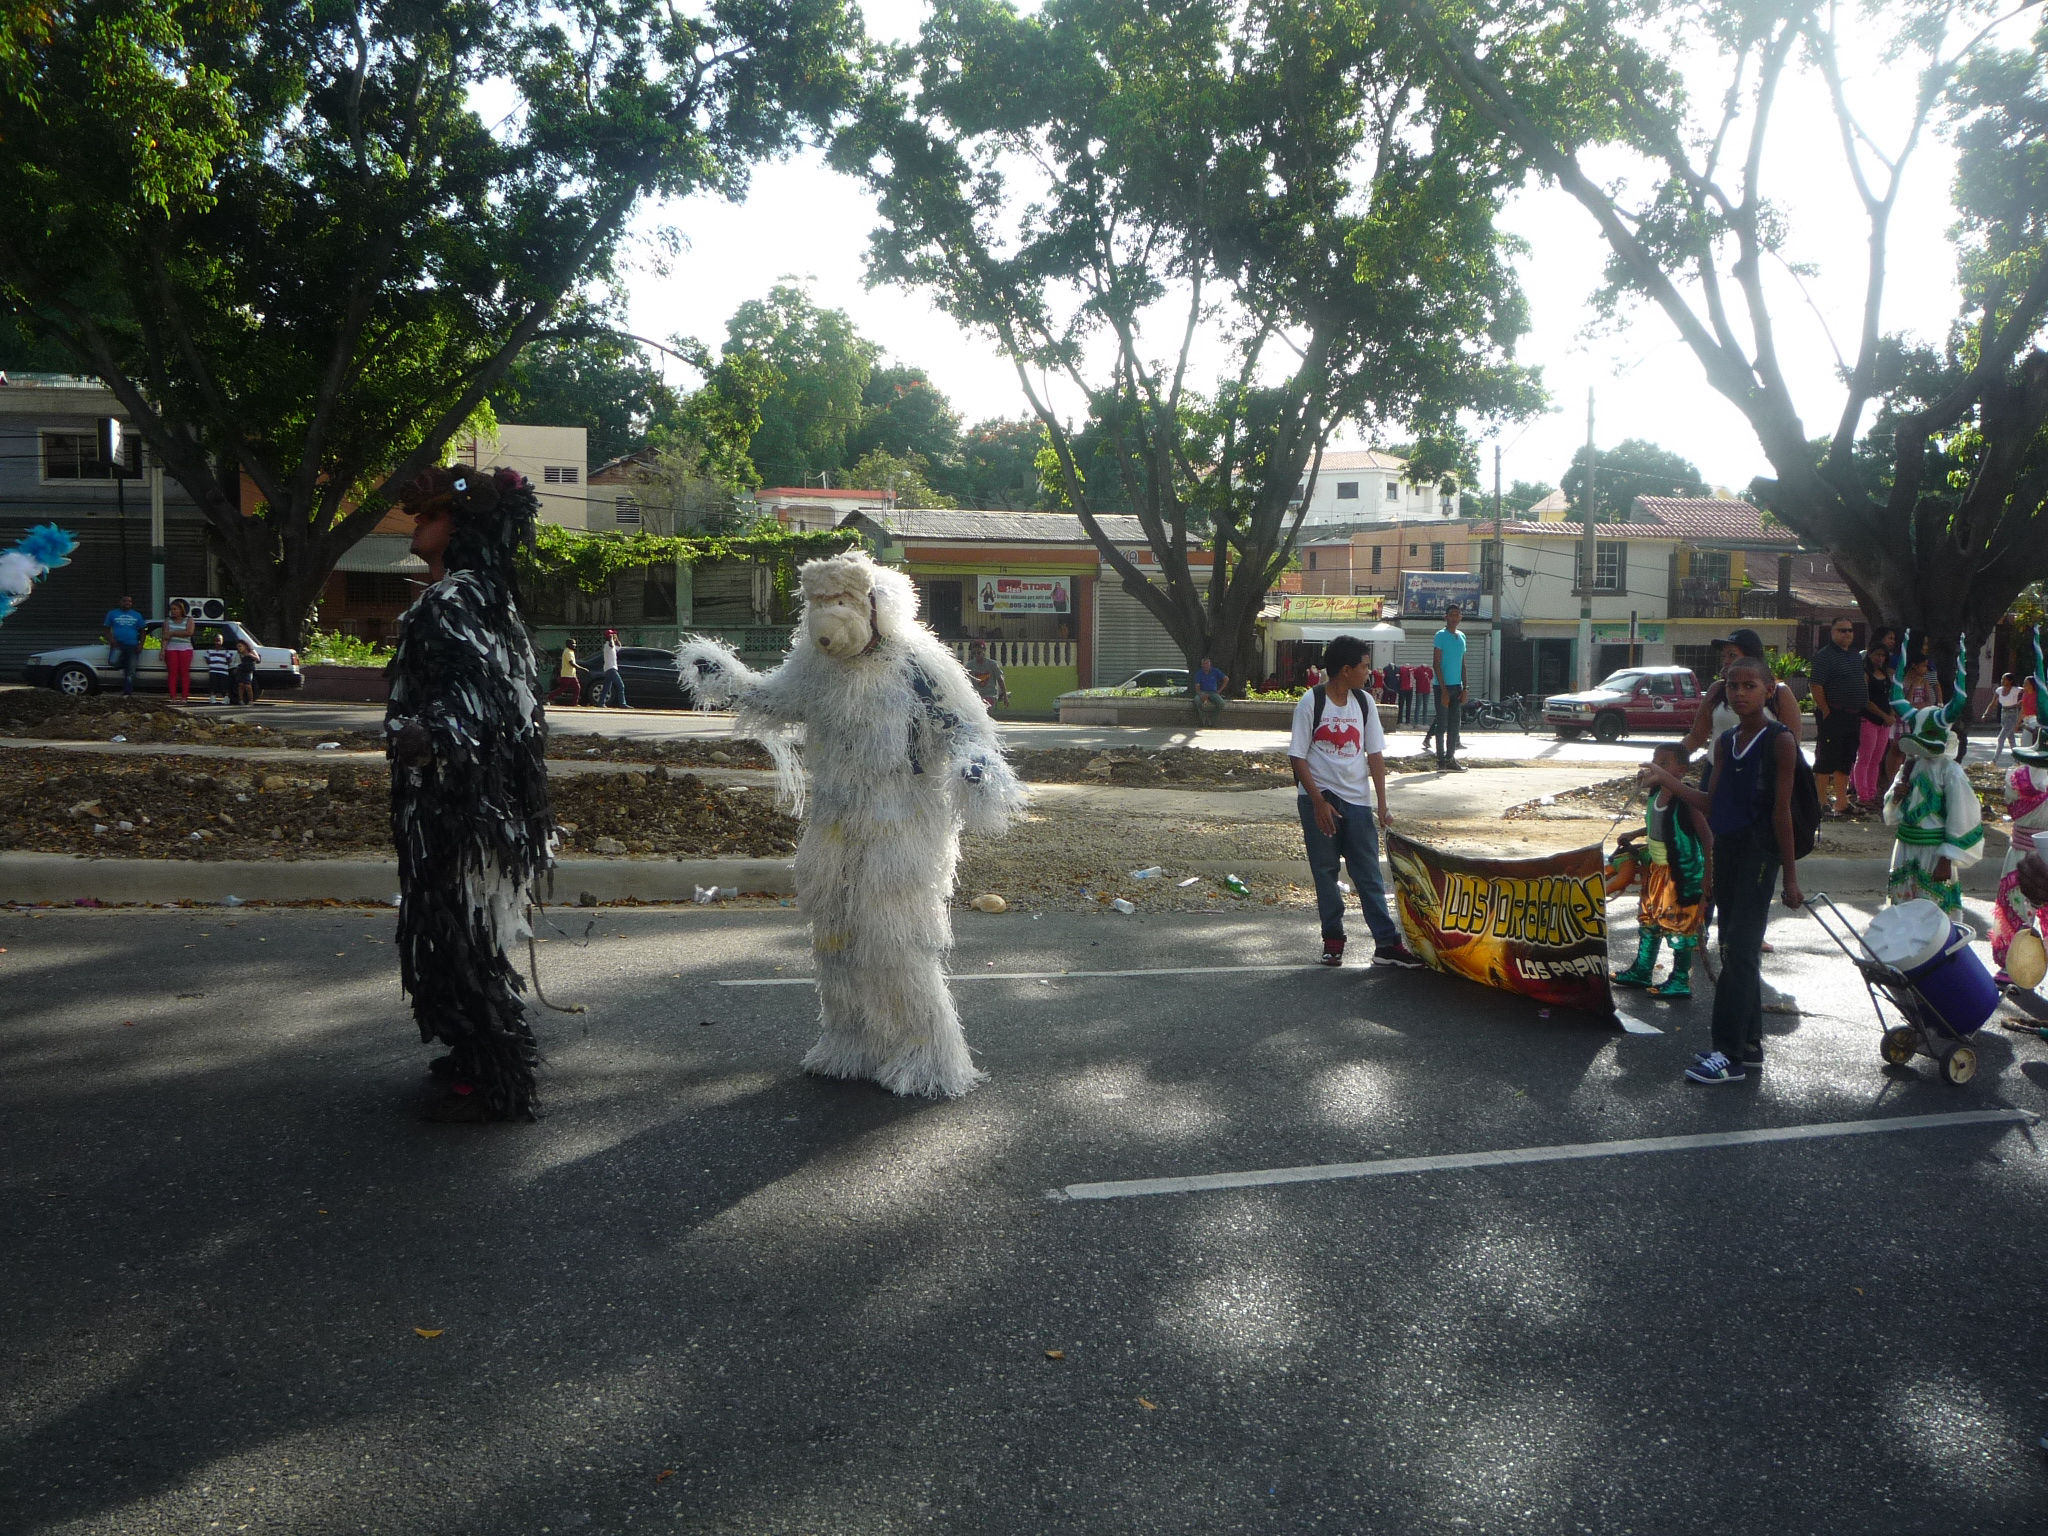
[[1294, 447, 1462, 529]]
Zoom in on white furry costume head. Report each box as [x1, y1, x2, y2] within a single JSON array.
[[797, 549, 920, 660]]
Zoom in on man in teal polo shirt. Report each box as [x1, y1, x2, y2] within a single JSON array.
[[1432, 604, 1468, 771]]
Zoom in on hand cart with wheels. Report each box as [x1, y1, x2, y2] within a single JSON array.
[[1805, 893, 1984, 1086]]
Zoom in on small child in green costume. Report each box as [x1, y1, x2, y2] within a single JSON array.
[[1605, 742, 1713, 998]]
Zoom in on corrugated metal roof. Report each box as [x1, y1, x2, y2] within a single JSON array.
[[846, 508, 1153, 544], [334, 534, 428, 573]]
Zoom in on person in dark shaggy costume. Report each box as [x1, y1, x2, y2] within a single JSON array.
[[386, 465, 555, 1122]]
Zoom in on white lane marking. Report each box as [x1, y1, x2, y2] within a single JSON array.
[[1060, 1108, 2038, 1201], [719, 964, 1320, 988]]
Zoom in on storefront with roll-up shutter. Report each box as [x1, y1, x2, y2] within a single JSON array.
[[0, 516, 215, 675], [1091, 579, 1188, 685]]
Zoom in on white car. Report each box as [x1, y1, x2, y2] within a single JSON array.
[[23, 620, 304, 698]]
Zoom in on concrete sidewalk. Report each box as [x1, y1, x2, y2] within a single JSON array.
[[200, 698, 1655, 765]]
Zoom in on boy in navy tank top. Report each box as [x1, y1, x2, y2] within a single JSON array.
[[1639, 657, 1803, 1082]]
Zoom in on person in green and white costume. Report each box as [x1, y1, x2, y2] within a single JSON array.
[[1881, 633, 1983, 912]]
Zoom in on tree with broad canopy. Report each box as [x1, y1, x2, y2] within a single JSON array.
[[1399, 0, 2048, 686], [0, 0, 859, 645], [837, 0, 1543, 690]]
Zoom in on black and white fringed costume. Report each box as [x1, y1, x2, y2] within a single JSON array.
[[678, 551, 1027, 1097], [386, 467, 555, 1120]]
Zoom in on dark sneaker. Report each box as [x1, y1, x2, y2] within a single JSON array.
[[1320, 938, 1346, 967], [1372, 943, 1427, 970], [1694, 1048, 1764, 1071], [1685, 1051, 1746, 1084]]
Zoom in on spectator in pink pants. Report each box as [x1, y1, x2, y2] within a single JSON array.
[[161, 598, 196, 701]]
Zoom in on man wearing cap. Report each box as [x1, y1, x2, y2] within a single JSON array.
[[1808, 617, 1867, 816], [598, 627, 627, 709]]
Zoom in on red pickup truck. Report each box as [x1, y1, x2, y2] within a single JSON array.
[[1543, 665, 1701, 742]]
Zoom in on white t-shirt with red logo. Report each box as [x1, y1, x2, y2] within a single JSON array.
[[1290, 686, 1385, 806]]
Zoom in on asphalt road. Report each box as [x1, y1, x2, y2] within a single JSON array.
[[4, 902, 2046, 1535]]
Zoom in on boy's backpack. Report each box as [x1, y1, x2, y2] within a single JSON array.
[[1764, 721, 1824, 859], [1310, 683, 1327, 733]]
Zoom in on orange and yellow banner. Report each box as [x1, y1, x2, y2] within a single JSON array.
[[1385, 831, 1616, 1017]]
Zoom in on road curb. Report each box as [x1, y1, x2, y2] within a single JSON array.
[[0, 853, 796, 905]]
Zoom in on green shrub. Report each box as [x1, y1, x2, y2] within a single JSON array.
[[300, 629, 394, 666]]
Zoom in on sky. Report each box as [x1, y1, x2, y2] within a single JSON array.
[[619, 1, 1997, 499]]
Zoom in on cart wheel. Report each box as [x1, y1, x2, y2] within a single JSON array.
[[1880, 1026, 1918, 1066], [1941, 1046, 1978, 1086]]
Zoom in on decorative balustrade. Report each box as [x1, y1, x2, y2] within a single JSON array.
[[946, 639, 1078, 669]]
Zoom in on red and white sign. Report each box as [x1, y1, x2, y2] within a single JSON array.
[[977, 576, 1071, 615]]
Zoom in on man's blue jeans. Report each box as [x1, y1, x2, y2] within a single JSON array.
[[1297, 790, 1402, 946], [599, 668, 626, 708], [108, 642, 140, 693]]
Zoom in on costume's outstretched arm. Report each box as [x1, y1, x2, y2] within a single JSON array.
[[677, 635, 810, 811]]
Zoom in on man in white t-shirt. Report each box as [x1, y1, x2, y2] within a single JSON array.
[[1289, 634, 1424, 969]]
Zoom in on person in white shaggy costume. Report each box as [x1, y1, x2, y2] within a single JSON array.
[[678, 550, 1027, 1097]]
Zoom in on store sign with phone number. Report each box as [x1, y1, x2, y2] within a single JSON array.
[[977, 577, 1071, 614]]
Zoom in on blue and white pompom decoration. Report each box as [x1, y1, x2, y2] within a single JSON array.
[[0, 524, 79, 625]]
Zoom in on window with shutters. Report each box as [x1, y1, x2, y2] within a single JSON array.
[[1370, 546, 1382, 574], [614, 494, 642, 526], [543, 465, 580, 484], [1430, 543, 1446, 571], [1306, 550, 1317, 569]]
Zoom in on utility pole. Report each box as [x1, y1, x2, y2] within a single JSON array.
[[1578, 389, 1598, 690], [149, 464, 167, 623], [1491, 443, 1504, 700]]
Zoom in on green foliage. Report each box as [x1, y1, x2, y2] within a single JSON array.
[[853, 364, 963, 468], [1405, 0, 2047, 672], [1767, 648, 1810, 681], [957, 417, 1047, 509], [520, 520, 863, 596], [1561, 439, 1707, 521], [0, 1, 861, 645], [845, 448, 957, 508], [724, 282, 878, 486], [840, 0, 1542, 682], [300, 629, 393, 666], [496, 334, 684, 466], [1504, 479, 1555, 514]]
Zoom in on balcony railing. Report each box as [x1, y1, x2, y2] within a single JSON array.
[[947, 639, 1077, 669]]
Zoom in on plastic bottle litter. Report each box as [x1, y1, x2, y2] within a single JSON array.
[[221, 895, 245, 907], [1110, 898, 1137, 914], [693, 885, 717, 904], [314, 741, 341, 751], [1223, 874, 1252, 897], [1177, 876, 1202, 887], [970, 893, 1008, 913], [109, 735, 126, 743], [1337, 879, 1353, 894], [1130, 867, 1165, 880]]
